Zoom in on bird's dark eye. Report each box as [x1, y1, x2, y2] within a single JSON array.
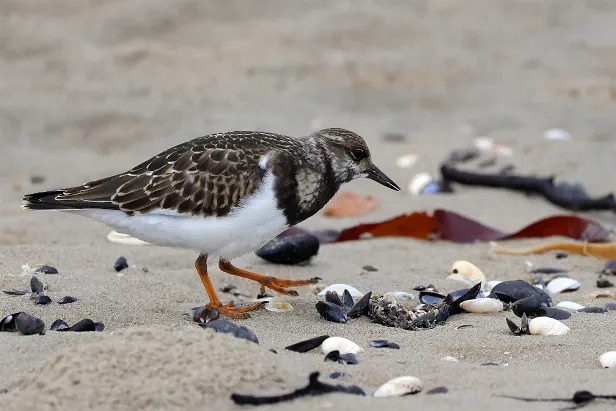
[[349, 148, 366, 161]]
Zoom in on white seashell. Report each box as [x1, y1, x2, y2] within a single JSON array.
[[107, 230, 150, 246], [374, 376, 422, 397], [321, 337, 364, 356], [317, 284, 363, 298], [528, 317, 570, 336], [474, 137, 494, 152], [448, 261, 487, 286], [264, 300, 294, 312], [440, 356, 458, 363], [459, 298, 503, 313], [546, 277, 581, 294], [395, 154, 419, 169], [557, 301, 585, 310], [544, 128, 571, 141], [408, 172, 433, 196], [599, 351, 616, 368]]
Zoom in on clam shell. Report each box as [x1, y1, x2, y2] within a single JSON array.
[[459, 298, 503, 313], [546, 277, 581, 294], [528, 317, 570, 336], [408, 172, 433, 196], [448, 261, 486, 286], [317, 284, 364, 298], [374, 376, 422, 397], [557, 301, 585, 310], [264, 300, 294, 313], [106, 230, 150, 246], [321, 337, 364, 356], [599, 351, 616, 368]]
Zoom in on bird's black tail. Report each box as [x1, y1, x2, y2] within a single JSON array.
[[21, 190, 80, 210]]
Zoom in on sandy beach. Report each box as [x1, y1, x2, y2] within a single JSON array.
[[2, 1, 616, 410]]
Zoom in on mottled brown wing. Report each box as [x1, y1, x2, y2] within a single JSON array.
[[57, 139, 272, 217]]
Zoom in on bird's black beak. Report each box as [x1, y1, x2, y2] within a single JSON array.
[[366, 166, 401, 191]]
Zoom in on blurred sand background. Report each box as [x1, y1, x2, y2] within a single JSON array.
[[1, 1, 616, 410]]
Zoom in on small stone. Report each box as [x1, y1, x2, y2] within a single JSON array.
[[597, 277, 614, 288], [114, 256, 129, 272], [35, 265, 58, 274], [362, 265, 378, 272]]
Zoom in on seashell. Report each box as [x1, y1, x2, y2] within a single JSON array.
[[601, 260, 616, 275], [34, 295, 52, 305], [285, 335, 330, 353], [15, 312, 45, 335], [440, 356, 459, 363], [362, 265, 378, 272], [597, 277, 614, 288], [50, 319, 69, 331], [395, 154, 419, 169], [256, 233, 319, 265], [536, 307, 571, 320], [203, 320, 258, 344], [30, 276, 44, 294], [189, 306, 219, 324], [408, 172, 433, 196], [605, 303, 616, 311], [35, 265, 58, 274], [543, 128, 571, 141], [321, 337, 364, 356], [445, 283, 483, 315], [418, 291, 446, 305], [107, 230, 150, 245], [448, 261, 486, 286], [507, 313, 530, 335], [427, 386, 449, 395], [459, 298, 503, 313], [317, 284, 363, 298], [329, 372, 349, 379], [578, 306, 608, 314], [370, 340, 400, 349], [528, 317, 570, 336], [374, 376, 422, 397], [557, 301, 585, 310], [546, 277, 581, 294], [489, 280, 552, 306], [58, 296, 78, 305], [55, 319, 105, 333], [342, 289, 354, 310], [114, 256, 129, 272], [587, 290, 614, 299], [315, 301, 348, 323], [511, 294, 543, 317], [474, 137, 494, 152], [529, 267, 567, 274], [2, 289, 31, 296], [346, 291, 372, 318], [599, 351, 616, 368], [324, 350, 358, 365], [264, 300, 294, 313], [325, 291, 344, 308]]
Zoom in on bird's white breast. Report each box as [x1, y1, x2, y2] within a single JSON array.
[[67, 171, 289, 259]]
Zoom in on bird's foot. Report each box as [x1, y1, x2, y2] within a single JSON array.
[[207, 300, 267, 319], [256, 276, 322, 296]]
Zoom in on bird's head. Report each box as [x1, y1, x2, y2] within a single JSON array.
[[313, 128, 401, 191]]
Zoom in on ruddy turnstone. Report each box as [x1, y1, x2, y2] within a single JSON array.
[[22, 128, 400, 318]]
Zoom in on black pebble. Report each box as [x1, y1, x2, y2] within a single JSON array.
[[114, 256, 129, 272], [35, 265, 58, 274], [597, 277, 614, 288], [555, 252, 568, 259], [362, 265, 378, 272], [58, 296, 79, 305], [256, 233, 320, 265], [34, 295, 52, 305]]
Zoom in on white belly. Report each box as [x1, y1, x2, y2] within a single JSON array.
[[66, 172, 289, 260]]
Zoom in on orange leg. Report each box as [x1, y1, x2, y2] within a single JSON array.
[[219, 259, 321, 296], [195, 255, 265, 319]]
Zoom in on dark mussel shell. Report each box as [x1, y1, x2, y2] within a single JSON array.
[[605, 303, 616, 311], [362, 265, 378, 272], [0, 313, 19, 332], [346, 292, 372, 319], [316, 301, 348, 323], [555, 253, 569, 259], [369, 340, 400, 349], [535, 307, 571, 320], [35, 295, 52, 305], [285, 335, 330, 353], [325, 291, 344, 308], [597, 277, 614, 288], [418, 291, 447, 305], [435, 304, 450, 323], [506, 313, 529, 336], [489, 280, 552, 306], [35, 265, 58, 274], [511, 294, 543, 318], [324, 350, 358, 365], [55, 319, 104, 332], [529, 267, 567, 274], [256, 233, 319, 265], [427, 386, 449, 395], [202, 319, 259, 344], [2, 289, 31, 296], [446, 283, 482, 315], [114, 256, 129, 272], [329, 372, 349, 379], [342, 289, 354, 310], [578, 307, 609, 314], [50, 319, 69, 331], [30, 276, 44, 294], [58, 296, 79, 305], [190, 306, 220, 324], [15, 313, 45, 335], [601, 260, 616, 275]]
